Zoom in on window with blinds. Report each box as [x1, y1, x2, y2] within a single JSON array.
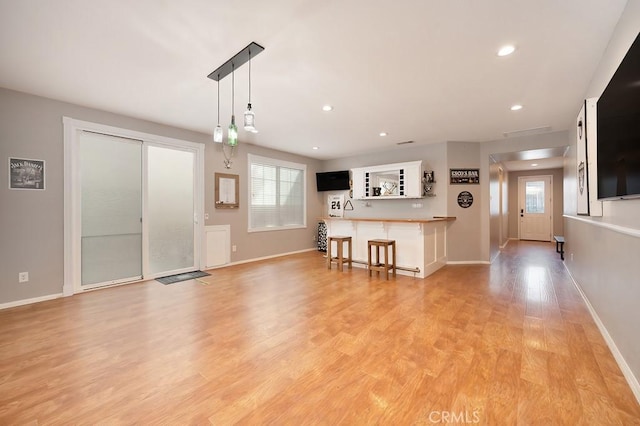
[[248, 154, 307, 232]]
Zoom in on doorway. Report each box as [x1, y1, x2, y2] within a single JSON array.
[[518, 175, 552, 241], [63, 118, 204, 295]]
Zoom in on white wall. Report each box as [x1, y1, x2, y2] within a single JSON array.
[[563, 1, 640, 399]]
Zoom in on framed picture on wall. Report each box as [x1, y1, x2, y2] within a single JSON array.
[[214, 172, 239, 208], [9, 157, 45, 190], [576, 101, 589, 215]]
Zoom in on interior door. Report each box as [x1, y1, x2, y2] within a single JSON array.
[[518, 176, 552, 242]]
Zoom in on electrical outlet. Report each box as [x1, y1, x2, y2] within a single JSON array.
[[312, 235, 317, 241], [570, 253, 574, 261], [204, 213, 209, 220], [18, 272, 29, 283], [232, 245, 237, 252]]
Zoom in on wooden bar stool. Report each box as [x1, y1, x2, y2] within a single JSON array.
[[368, 239, 396, 280], [327, 236, 353, 271]]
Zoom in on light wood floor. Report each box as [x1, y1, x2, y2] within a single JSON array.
[[1, 241, 639, 425]]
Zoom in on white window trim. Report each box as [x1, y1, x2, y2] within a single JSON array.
[[247, 153, 307, 233]]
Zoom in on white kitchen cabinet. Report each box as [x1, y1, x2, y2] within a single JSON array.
[[351, 160, 422, 199]]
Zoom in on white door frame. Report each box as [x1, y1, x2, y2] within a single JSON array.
[[62, 117, 205, 296], [517, 175, 553, 242]]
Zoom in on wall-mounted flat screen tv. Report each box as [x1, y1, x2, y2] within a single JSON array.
[[597, 33, 640, 200], [316, 170, 350, 191]]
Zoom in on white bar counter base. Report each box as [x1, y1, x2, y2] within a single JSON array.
[[321, 217, 455, 278]]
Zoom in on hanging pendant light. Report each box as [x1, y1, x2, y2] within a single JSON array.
[[244, 104, 255, 133], [207, 42, 264, 168], [244, 50, 257, 133], [213, 73, 223, 143], [228, 64, 238, 147]]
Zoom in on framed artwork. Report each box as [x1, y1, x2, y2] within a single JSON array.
[[576, 101, 589, 215], [215, 172, 239, 209], [9, 157, 45, 190]]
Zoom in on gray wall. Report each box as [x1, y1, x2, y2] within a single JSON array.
[[489, 162, 511, 258], [323, 137, 568, 263], [0, 87, 322, 305], [507, 168, 564, 239], [207, 142, 323, 262], [322, 142, 448, 219], [446, 142, 482, 262], [501, 168, 509, 247], [563, 1, 640, 393], [489, 161, 501, 261], [322, 140, 487, 262]]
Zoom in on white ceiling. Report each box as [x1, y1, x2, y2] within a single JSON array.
[[492, 147, 569, 171], [0, 1, 628, 160]]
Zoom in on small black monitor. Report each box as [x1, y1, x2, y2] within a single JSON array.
[[316, 170, 350, 191]]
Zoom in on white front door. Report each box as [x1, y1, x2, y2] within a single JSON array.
[[518, 176, 552, 242]]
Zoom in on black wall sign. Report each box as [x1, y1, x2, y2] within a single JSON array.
[[450, 168, 479, 184], [457, 191, 473, 208]]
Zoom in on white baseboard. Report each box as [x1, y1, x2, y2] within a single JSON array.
[[499, 239, 512, 249], [563, 263, 640, 404], [446, 260, 491, 265], [206, 247, 317, 269], [0, 293, 63, 311]]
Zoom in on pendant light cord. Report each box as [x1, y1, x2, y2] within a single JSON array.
[[248, 52, 252, 104], [231, 63, 235, 115], [216, 73, 220, 123]]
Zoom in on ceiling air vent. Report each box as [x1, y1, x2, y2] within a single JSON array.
[[503, 126, 552, 138], [396, 140, 414, 145]]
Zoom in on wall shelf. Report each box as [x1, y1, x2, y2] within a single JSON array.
[[352, 161, 423, 200]]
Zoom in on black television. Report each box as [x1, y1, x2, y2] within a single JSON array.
[[316, 170, 350, 191], [596, 32, 640, 200]]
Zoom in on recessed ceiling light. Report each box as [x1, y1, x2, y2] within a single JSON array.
[[498, 45, 516, 56], [379, 132, 387, 137], [510, 104, 523, 111], [322, 105, 333, 112], [531, 163, 538, 167], [312, 146, 319, 150]]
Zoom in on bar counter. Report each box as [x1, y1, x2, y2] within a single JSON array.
[[321, 217, 455, 278]]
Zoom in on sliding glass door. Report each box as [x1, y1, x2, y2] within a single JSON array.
[[146, 144, 195, 277], [74, 129, 200, 291], [80, 132, 143, 288]]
